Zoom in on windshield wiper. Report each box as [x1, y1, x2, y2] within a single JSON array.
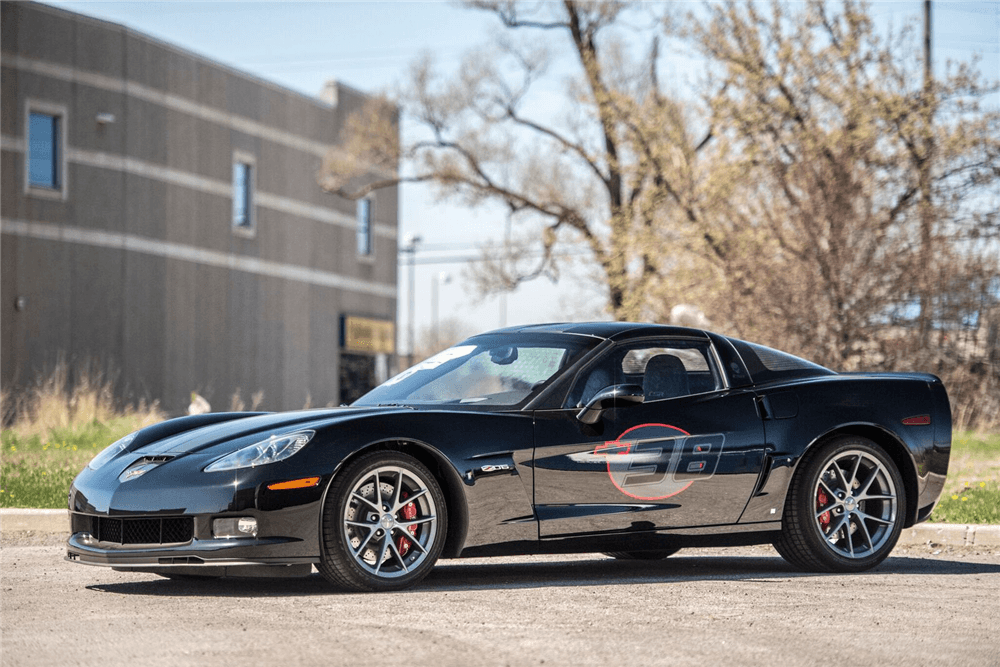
[[376, 403, 416, 409]]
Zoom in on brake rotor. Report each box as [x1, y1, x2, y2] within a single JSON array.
[[348, 480, 397, 565]]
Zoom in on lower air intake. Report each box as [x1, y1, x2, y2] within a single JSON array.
[[87, 516, 194, 545]]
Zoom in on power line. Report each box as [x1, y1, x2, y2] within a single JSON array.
[[397, 248, 594, 266], [252, 51, 466, 74]]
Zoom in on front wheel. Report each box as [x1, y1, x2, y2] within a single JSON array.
[[774, 436, 905, 573], [318, 451, 447, 592]]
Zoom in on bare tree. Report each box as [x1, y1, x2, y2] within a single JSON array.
[[320, 0, 999, 428], [320, 0, 719, 321], [664, 0, 1000, 427], [412, 318, 476, 364]]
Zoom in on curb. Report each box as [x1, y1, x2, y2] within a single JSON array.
[[2, 509, 998, 547], [2, 509, 68, 534], [899, 523, 1000, 547]]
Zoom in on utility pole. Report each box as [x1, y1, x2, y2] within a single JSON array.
[[918, 0, 934, 346]]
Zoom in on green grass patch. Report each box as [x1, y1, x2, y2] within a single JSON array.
[[948, 431, 1000, 460], [0, 417, 147, 509], [938, 432, 1000, 494], [927, 431, 999, 524], [2, 362, 163, 509], [930, 481, 1000, 524]]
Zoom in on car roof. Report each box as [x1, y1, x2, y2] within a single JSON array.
[[486, 321, 711, 341]]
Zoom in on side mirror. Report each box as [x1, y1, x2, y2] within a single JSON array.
[[576, 384, 644, 425]]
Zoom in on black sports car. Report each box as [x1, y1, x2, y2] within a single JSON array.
[[67, 323, 951, 591]]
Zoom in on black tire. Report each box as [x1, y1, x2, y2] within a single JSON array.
[[773, 435, 906, 573], [603, 548, 681, 561], [318, 451, 447, 592]]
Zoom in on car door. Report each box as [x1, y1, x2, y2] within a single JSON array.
[[532, 337, 767, 538]]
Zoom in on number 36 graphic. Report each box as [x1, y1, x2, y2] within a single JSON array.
[[593, 423, 726, 500]]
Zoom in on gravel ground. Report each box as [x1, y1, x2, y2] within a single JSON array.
[[2, 533, 998, 667]]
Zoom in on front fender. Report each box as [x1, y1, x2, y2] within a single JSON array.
[[301, 410, 538, 558]]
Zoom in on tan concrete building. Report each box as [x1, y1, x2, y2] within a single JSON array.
[[1, 1, 398, 413]]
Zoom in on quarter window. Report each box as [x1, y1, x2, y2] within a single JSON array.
[[357, 197, 372, 256], [28, 111, 61, 189], [232, 161, 254, 232]]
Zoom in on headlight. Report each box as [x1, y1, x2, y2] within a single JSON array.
[[203, 431, 314, 472], [88, 432, 139, 471]]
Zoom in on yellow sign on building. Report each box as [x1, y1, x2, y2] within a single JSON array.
[[342, 316, 395, 355]]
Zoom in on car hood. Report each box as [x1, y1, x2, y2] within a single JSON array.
[[129, 406, 405, 458]]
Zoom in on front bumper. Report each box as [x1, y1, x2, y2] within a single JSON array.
[[65, 523, 318, 569], [66, 460, 330, 572]]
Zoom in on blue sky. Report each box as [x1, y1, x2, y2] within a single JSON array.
[[45, 1, 1000, 349]]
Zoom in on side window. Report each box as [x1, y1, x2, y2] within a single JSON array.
[[625, 345, 719, 401], [25, 102, 67, 198], [565, 356, 616, 408], [566, 340, 721, 407], [357, 197, 373, 256], [232, 152, 255, 236]]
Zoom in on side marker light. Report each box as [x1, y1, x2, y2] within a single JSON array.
[[901, 415, 931, 426], [267, 477, 321, 491]]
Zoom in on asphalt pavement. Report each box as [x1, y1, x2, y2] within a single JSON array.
[[2, 520, 999, 667]]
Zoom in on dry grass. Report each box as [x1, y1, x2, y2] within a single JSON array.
[[1, 359, 162, 439], [228, 389, 265, 413], [1, 361, 164, 508]]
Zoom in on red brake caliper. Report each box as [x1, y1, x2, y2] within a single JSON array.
[[396, 492, 418, 556], [817, 488, 831, 530]]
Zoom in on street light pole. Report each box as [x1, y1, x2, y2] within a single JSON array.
[[402, 233, 422, 369], [499, 216, 512, 328], [432, 271, 452, 351]]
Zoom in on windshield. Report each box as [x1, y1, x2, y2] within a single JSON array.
[[354, 334, 595, 408]]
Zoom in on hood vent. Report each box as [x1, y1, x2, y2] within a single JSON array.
[[118, 456, 174, 483]]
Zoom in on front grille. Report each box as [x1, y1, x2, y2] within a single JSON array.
[[160, 518, 193, 543], [83, 515, 194, 545]]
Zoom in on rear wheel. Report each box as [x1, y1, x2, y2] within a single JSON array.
[[318, 451, 447, 592], [774, 436, 905, 573], [603, 548, 680, 561]]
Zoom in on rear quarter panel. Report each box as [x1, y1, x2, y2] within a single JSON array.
[[740, 375, 950, 527]]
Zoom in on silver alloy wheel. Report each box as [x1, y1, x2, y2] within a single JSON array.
[[343, 465, 437, 579], [813, 449, 898, 559]]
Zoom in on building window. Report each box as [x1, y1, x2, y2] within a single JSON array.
[[25, 101, 67, 198], [357, 197, 372, 256], [232, 158, 255, 234], [28, 112, 60, 189]]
